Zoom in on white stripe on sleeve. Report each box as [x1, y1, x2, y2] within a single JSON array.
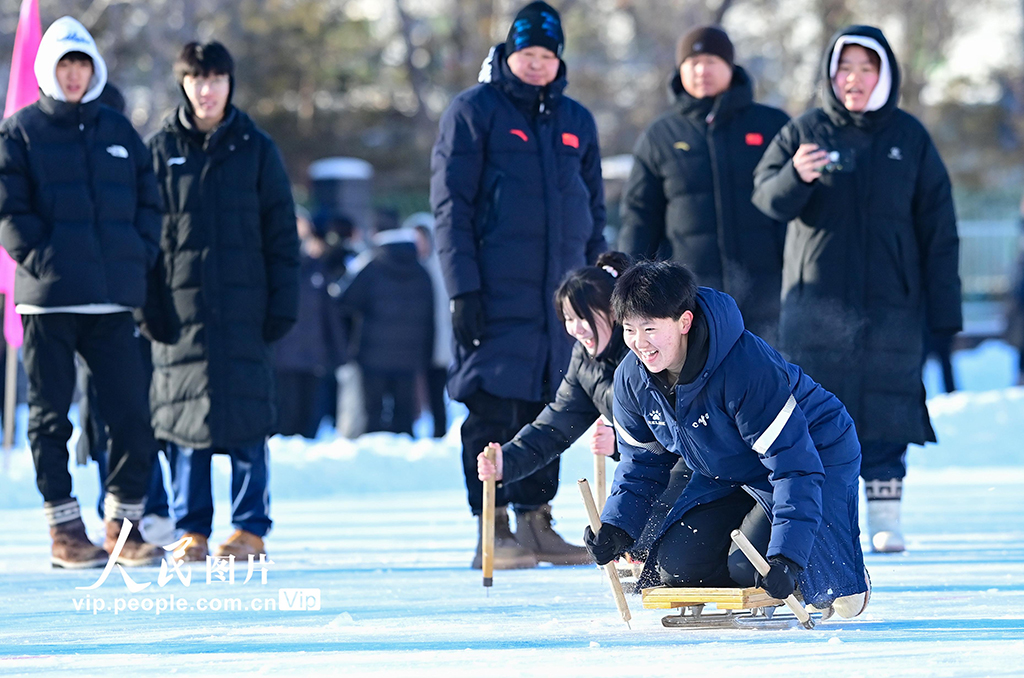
[[752, 395, 797, 455], [613, 417, 668, 455]]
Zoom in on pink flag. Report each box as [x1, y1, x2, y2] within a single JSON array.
[[1, 0, 42, 348]]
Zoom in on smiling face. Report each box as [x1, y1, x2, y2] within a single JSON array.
[[506, 46, 560, 87], [182, 72, 230, 129], [55, 56, 93, 103], [833, 44, 880, 112], [562, 298, 612, 357], [621, 312, 693, 381], [680, 53, 732, 99]]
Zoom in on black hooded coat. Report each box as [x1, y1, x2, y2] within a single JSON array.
[[751, 26, 962, 445]]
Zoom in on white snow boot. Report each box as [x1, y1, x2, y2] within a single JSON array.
[[832, 567, 872, 618], [865, 479, 905, 553]]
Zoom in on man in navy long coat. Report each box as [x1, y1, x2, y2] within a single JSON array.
[[430, 1, 606, 568], [586, 261, 869, 617]]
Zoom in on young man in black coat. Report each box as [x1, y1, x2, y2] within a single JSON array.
[[0, 17, 163, 568], [144, 42, 299, 562], [430, 1, 606, 568], [618, 26, 789, 345]]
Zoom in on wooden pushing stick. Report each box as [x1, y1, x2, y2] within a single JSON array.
[[578, 478, 631, 627], [593, 454, 606, 514], [481, 443, 498, 589], [730, 529, 815, 629]]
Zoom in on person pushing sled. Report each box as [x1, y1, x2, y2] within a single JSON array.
[[584, 261, 870, 628]]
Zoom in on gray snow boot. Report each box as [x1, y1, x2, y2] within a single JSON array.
[[514, 504, 593, 566], [471, 506, 538, 570]]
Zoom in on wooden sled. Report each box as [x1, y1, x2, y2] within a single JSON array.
[[642, 586, 815, 629]]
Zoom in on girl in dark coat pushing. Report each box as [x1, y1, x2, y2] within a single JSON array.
[[477, 253, 690, 569], [752, 26, 962, 554]]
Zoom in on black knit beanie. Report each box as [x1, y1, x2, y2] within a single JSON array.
[[676, 26, 734, 67], [505, 2, 564, 57]]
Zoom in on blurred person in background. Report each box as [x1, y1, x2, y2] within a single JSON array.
[[337, 209, 434, 435], [273, 206, 347, 438]]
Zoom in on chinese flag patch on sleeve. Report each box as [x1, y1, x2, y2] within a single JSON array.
[[745, 132, 764, 146], [562, 132, 579, 148]]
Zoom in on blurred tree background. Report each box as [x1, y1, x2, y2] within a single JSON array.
[[1, 0, 1022, 218]]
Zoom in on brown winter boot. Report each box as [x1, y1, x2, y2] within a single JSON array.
[[515, 504, 594, 566], [471, 506, 538, 570], [45, 500, 107, 569], [214, 530, 266, 559], [178, 533, 210, 562], [103, 495, 164, 566]]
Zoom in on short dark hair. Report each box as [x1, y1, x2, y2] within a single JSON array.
[[173, 41, 234, 84], [838, 43, 881, 72], [611, 260, 698, 323], [555, 252, 631, 347], [59, 51, 93, 66]]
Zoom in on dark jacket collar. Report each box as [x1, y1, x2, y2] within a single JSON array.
[[820, 25, 900, 130], [478, 43, 568, 117], [669, 64, 755, 126], [172, 105, 240, 152], [37, 93, 101, 126], [594, 326, 628, 367]]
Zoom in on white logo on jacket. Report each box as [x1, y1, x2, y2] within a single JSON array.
[[888, 146, 903, 160], [692, 413, 710, 428], [167, 157, 186, 166], [646, 410, 666, 427], [106, 145, 128, 158]]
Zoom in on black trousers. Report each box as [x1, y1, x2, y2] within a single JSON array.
[[362, 367, 416, 435], [461, 389, 550, 515], [860, 440, 908, 481], [23, 313, 156, 504], [426, 366, 448, 438], [655, 489, 771, 588]]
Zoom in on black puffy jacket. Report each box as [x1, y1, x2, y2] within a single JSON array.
[[337, 234, 434, 373], [0, 96, 161, 307], [752, 26, 962, 445], [430, 44, 607, 403], [146, 107, 299, 449], [501, 333, 627, 483], [618, 67, 789, 344]]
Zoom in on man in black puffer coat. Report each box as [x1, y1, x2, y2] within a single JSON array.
[[337, 211, 434, 435], [752, 26, 961, 554], [0, 16, 163, 568], [618, 26, 789, 345], [145, 42, 299, 562], [430, 1, 606, 567]]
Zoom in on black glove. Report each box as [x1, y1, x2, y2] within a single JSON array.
[[583, 524, 634, 566], [755, 555, 802, 600], [451, 291, 484, 350]]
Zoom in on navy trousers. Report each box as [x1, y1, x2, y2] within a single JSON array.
[[166, 441, 271, 538]]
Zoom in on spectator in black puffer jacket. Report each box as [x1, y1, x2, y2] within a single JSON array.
[[752, 25, 962, 555], [337, 210, 434, 435], [0, 16, 163, 569], [430, 1, 605, 569], [618, 26, 789, 346], [273, 207, 347, 438], [145, 41, 299, 564]]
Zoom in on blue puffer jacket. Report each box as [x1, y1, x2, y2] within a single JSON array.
[[430, 44, 606, 403], [606, 287, 865, 607]]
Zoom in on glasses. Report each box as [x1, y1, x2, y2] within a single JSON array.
[[186, 74, 230, 89]]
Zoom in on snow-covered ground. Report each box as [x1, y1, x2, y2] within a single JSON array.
[[0, 341, 1022, 676]]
